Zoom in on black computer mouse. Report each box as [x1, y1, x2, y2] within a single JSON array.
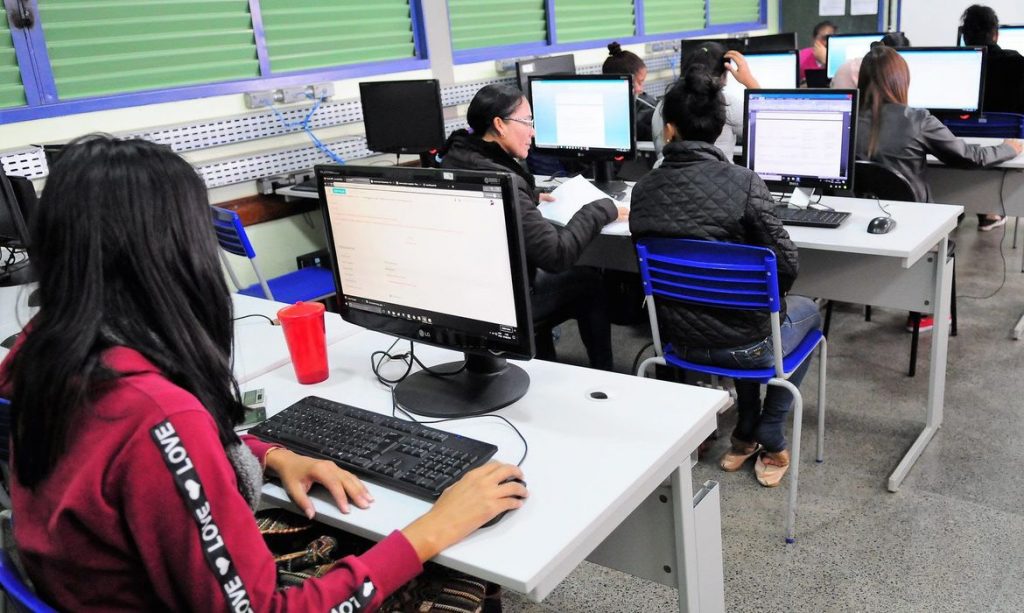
[[481, 478, 527, 528], [867, 216, 897, 234]]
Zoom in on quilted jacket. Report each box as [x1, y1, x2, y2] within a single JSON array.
[[630, 140, 799, 349], [440, 130, 617, 277]]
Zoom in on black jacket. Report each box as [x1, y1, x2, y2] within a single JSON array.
[[440, 130, 617, 276], [982, 44, 1024, 114], [629, 141, 799, 349]]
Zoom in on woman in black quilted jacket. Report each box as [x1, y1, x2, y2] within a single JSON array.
[[629, 65, 822, 488], [440, 84, 628, 370]]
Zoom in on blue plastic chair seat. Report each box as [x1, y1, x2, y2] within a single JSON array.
[[236, 266, 336, 304], [663, 329, 825, 384]]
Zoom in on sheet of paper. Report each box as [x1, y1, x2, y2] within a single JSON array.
[[538, 175, 617, 226], [850, 0, 876, 15], [819, 0, 845, 16]]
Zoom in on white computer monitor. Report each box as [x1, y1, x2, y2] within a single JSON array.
[[996, 25, 1024, 54], [826, 33, 886, 78], [743, 89, 859, 205], [895, 47, 986, 117], [740, 50, 799, 89]]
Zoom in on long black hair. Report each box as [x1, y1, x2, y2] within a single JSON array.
[[5, 135, 244, 487], [663, 63, 727, 144], [465, 83, 524, 136]]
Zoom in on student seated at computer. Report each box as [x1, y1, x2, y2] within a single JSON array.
[[651, 42, 761, 162], [856, 46, 1022, 205], [961, 4, 1024, 230], [439, 84, 625, 371], [602, 42, 658, 141], [798, 20, 837, 83], [0, 135, 527, 611], [630, 67, 819, 487], [831, 31, 911, 89]]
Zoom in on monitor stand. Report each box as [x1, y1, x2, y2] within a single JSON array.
[[394, 353, 530, 418], [591, 160, 627, 196], [788, 187, 816, 208]]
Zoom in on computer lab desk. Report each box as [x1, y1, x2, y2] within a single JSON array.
[[566, 195, 962, 493], [244, 329, 731, 612]]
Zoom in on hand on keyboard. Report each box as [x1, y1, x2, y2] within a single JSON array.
[[265, 447, 373, 518]]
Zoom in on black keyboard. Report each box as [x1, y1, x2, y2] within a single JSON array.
[[249, 396, 497, 501], [773, 205, 851, 229]]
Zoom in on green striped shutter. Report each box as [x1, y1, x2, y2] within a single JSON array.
[[38, 0, 259, 101], [260, 1, 415, 73], [644, 0, 705, 35], [0, 6, 26, 109], [555, 0, 635, 44], [708, 0, 760, 26], [448, 0, 547, 51]]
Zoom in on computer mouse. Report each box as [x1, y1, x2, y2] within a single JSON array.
[[867, 216, 897, 234], [481, 478, 527, 528]]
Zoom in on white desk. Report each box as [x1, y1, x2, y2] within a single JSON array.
[[248, 330, 730, 612], [231, 294, 361, 384], [0, 283, 36, 361]]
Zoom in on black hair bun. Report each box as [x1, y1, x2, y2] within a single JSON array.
[[681, 64, 724, 113], [607, 41, 623, 56]]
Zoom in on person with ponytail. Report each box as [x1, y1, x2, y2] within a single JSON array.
[[651, 41, 761, 161], [630, 72, 818, 488], [855, 45, 1021, 207], [0, 135, 526, 611], [602, 41, 658, 140], [440, 84, 626, 370]]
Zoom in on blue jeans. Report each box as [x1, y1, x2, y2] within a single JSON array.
[[677, 296, 821, 453]]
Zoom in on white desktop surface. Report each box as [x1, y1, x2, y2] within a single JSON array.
[[249, 329, 728, 602], [927, 136, 1024, 169], [231, 294, 362, 384]]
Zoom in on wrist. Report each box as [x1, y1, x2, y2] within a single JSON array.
[[401, 515, 452, 563], [263, 446, 292, 475]]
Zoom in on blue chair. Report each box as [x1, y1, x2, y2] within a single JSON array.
[[210, 206, 336, 303], [0, 547, 55, 613], [634, 238, 827, 544]]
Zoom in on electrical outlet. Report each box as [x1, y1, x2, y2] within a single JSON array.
[[244, 90, 276, 109], [646, 40, 678, 54], [495, 58, 520, 74], [309, 82, 334, 101], [279, 86, 309, 104]]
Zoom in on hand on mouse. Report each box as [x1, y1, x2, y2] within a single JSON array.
[[401, 462, 528, 562], [1005, 139, 1023, 156]]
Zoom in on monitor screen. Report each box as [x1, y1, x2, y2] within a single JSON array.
[[741, 50, 799, 89], [826, 33, 886, 78], [316, 165, 533, 417], [743, 89, 859, 192], [359, 80, 446, 155], [744, 32, 797, 52], [530, 74, 635, 159], [958, 25, 1024, 53], [516, 54, 575, 101], [895, 47, 986, 116]]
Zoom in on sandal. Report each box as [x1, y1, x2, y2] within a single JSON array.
[[754, 449, 791, 488], [719, 437, 763, 472]]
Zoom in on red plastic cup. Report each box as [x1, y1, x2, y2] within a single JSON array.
[[277, 301, 329, 384]]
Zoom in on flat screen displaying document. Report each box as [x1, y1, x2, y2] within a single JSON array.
[[740, 51, 799, 89], [895, 47, 986, 116], [530, 76, 634, 156], [826, 33, 885, 78]]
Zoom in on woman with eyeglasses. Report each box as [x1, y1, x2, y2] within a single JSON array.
[[440, 84, 627, 370]]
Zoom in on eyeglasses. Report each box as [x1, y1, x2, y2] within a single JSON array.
[[503, 116, 535, 128]]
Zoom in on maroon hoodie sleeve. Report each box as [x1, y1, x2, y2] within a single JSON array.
[[117, 408, 423, 612]]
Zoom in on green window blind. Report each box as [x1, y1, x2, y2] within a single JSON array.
[[448, 0, 547, 51], [0, 6, 26, 109], [644, 0, 705, 35], [260, 1, 415, 74], [38, 1, 259, 101], [555, 0, 635, 44], [708, 0, 760, 25]]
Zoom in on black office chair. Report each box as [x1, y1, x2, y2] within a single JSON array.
[[823, 161, 958, 377]]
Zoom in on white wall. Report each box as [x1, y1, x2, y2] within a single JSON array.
[[901, 0, 1024, 47]]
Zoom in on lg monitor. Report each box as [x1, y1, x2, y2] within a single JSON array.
[[680, 37, 744, 63], [744, 32, 797, 52], [895, 47, 986, 118], [515, 54, 575, 101], [316, 165, 533, 418], [529, 74, 636, 193], [741, 50, 799, 89], [743, 89, 859, 206], [826, 33, 887, 78], [958, 24, 1024, 54], [359, 80, 446, 166]]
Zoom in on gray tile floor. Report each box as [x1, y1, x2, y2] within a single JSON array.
[[503, 216, 1024, 612]]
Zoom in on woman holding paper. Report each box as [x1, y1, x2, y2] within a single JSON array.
[[440, 83, 627, 370]]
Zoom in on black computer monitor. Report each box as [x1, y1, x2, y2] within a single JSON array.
[[0, 174, 33, 286], [958, 25, 1024, 53], [825, 33, 887, 78], [741, 50, 799, 89], [515, 54, 575, 101], [316, 164, 534, 418], [743, 89, 859, 205], [894, 47, 986, 119], [680, 37, 744, 64], [359, 80, 446, 164], [529, 74, 636, 193], [744, 32, 797, 52]]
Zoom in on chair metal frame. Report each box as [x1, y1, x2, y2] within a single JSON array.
[[634, 238, 826, 544]]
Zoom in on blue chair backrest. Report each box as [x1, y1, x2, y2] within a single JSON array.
[[210, 207, 257, 259], [0, 548, 55, 613], [636, 238, 781, 313]]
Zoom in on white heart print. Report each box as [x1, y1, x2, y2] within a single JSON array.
[[215, 557, 230, 576], [184, 479, 201, 501]]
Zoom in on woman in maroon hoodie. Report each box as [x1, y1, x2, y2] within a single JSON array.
[[0, 135, 526, 611]]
